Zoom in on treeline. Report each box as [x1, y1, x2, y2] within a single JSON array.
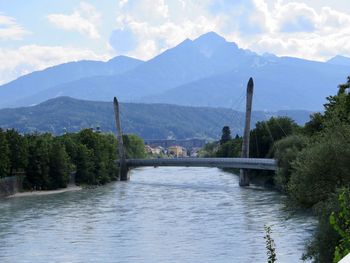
[[200, 77, 350, 262], [199, 116, 298, 161], [0, 128, 146, 190]]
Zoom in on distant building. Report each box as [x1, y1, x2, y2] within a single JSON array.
[[145, 145, 165, 155], [168, 146, 187, 157], [145, 145, 153, 154], [145, 139, 206, 150]]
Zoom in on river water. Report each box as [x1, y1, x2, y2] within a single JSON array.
[[0, 167, 315, 263]]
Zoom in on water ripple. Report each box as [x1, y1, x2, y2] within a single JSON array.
[[0, 167, 316, 263]]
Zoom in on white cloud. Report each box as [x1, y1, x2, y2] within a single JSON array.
[[47, 2, 101, 39], [0, 45, 110, 84], [0, 14, 30, 40], [113, 0, 224, 59], [110, 0, 350, 61], [235, 0, 350, 61], [2, 0, 350, 85]]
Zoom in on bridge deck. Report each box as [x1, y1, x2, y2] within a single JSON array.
[[123, 158, 277, 171]]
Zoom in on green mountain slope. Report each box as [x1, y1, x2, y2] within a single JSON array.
[[0, 97, 312, 139]]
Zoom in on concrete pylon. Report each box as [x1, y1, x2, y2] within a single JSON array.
[[240, 78, 254, 186], [113, 97, 129, 181]]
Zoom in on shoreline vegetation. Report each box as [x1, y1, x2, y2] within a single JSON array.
[[0, 128, 146, 196], [200, 77, 350, 263]]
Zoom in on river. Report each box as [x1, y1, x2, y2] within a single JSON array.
[[0, 167, 315, 263]]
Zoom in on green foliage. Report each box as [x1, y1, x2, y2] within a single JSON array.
[[264, 225, 277, 263], [303, 112, 324, 137], [75, 129, 126, 184], [0, 127, 144, 189], [282, 77, 350, 263], [303, 196, 341, 263], [123, 134, 146, 159], [220, 126, 232, 145], [330, 188, 350, 262], [5, 129, 28, 174], [216, 137, 242, 158], [59, 134, 78, 160], [324, 76, 350, 123], [288, 125, 350, 206], [0, 97, 311, 140], [48, 140, 70, 189], [0, 128, 10, 178], [198, 141, 218, 157], [25, 134, 52, 190], [272, 135, 308, 191], [250, 117, 298, 158], [75, 144, 94, 185]]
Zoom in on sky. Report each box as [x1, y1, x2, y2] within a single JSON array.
[[0, 0, 350, 85]]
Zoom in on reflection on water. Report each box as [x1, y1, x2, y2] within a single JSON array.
[[0, 167, 315, 263]]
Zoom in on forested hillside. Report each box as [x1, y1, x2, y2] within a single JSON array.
[[0, 96, 311, 139]]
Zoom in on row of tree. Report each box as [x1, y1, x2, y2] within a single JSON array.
[[0, 128, 146, 190], [200, 77, 350, 262]]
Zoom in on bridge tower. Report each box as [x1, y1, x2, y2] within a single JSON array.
[[240, 78, 254, 186], [113, 97, 129, 181]]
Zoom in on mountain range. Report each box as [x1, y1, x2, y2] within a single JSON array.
[[0, 96, 311, 140], [0, 32, 349, 111]]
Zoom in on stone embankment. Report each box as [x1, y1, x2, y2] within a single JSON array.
[[0, 176, 23, 198]]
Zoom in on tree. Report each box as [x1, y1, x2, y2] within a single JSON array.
[[216, 137, 242, 158], [102, 134, 118, 181], [289, 125, 350, 206], [303, 196, 341, 263], [123, 134, 146, 159], [0, 128, 10, 178], [25, 134, 51, 190], [49, 141, 70, 189], [5, 129, 28, 175], [324, 76, 350, 123], [250, 117, 298, 158], [303, 113, 325, 137], [330, 188, 350, 263], [58, 134, 78, 167], [272, 135, 308, 191], [75, 144, 94, 185], [220, 126, 232, 145]]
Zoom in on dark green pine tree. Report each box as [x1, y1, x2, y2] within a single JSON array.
[[0, 128, 10, 178], [49, 141, 70, 189], [220, 126, 232, 145]]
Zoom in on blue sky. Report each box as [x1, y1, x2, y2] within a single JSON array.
[[0, 0, 350, 84]]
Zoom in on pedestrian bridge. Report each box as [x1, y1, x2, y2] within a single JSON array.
[[121, 157, 277, 171], [113, 77, 276, 185]]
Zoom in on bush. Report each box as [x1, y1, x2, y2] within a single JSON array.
[[216, 138, 242, 158], [288, 126, 350, 206], [273, 135, 308, 191], [330, 188, 350, 262], [303, 196, 341, 263]]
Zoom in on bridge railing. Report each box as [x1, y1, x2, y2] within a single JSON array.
[[118, 157, 277, 171]]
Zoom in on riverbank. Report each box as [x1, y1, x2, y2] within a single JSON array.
[[7, 185, 82, 198]]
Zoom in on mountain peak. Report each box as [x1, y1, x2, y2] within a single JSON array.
[[107, 55, 143, 64], [194, 31, 226, 44]]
